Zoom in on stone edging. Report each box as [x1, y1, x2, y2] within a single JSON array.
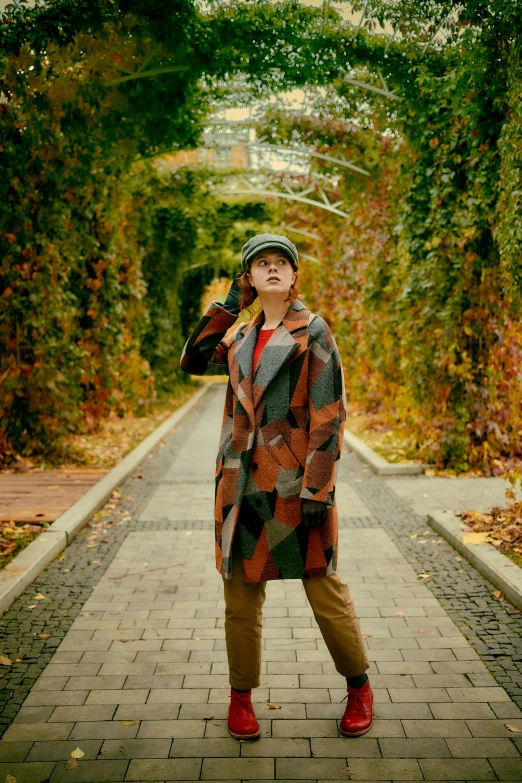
[[0, 383, 213, 616], [428, 510, 522, 611], [344, 429, 431, 476]]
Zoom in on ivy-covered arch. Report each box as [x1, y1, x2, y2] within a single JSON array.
[[1, 0, 521, 471]]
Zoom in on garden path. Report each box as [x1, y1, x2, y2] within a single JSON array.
[[0, 385, 521, 782]]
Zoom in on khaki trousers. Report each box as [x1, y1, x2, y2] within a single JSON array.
[[222, 538, 369, 690]]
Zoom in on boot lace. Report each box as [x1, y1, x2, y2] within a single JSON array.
[[231, 691, 254, 716], [341, 687, 370, 717]]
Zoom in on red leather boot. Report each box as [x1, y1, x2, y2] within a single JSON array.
[[340, 679, 374, 737], [228, 689, 261, 740]]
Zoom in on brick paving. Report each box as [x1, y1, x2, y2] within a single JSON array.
[[1, 385, 522, 781], [384, 476, 521, 518]]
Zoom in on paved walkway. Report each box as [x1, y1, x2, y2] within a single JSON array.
[[1, 385, 522, 781], [384, 476, 517, 518]]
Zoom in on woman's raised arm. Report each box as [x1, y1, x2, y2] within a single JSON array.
[[180, 279, 241, 376]]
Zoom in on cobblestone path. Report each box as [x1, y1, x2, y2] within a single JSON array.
[[1, 385, 522, 781]]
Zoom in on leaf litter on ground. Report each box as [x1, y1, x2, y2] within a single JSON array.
[[459, 501, 522, 565]]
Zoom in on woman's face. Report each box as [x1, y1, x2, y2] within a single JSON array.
[[247, 250, 296, 299]]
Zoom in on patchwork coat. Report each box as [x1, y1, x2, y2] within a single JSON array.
[[180, 298, 346, 583]]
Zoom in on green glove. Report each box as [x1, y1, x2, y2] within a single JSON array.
[[222, 276, 242, 316], [301, 499, 328, 527]]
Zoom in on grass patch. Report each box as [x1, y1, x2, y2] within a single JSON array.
[[0, 520, 52, 570], [345, 409, 424, 465], [504, 550, 522, 570]]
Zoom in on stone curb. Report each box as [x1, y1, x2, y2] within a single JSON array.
[[428, 510, 522, 611], [0, 383, 212, 616], [344, 429, 431, 476]]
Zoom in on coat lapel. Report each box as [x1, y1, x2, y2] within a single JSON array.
[[253, 300, 310, 409], [229, 313, 262, 427]]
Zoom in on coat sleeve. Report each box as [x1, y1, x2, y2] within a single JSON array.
[[180, 302, 238, 376], [300, 317, 346, 507]]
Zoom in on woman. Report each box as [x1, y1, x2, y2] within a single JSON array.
[[180, 233, 373, 741]]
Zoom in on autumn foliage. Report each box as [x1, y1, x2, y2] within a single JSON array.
[[264, 49, 522, 473], [1, 0, 521, 474]]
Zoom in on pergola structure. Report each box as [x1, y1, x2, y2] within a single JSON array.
[[175, 4, 458, 245], [209, 139, 370, 177], [219, 176, 351, 219], [201, 63, 399, 220]]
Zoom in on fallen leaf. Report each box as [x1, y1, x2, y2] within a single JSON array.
[[461, 531, 492, 545], [64, 757, 78, 770], [34, 593, 46, 600], [86, 544, 98, 549], [504, 724, 521, 733], [15, 658, 22, 662], [455, 556, 462, 561], [417, 572, 431, 579], [0, 655, 12, 666], [121, 720, 139, 726], [493, 590, 502, 599], [395, 610, 405, 616], [63, 568, 70, 573], [70, 747, 85, 758], [409, 534, 417, 539], [5, 775, 17, 783], [27, 604, 36, 609], [38, 634, 50, 639], [267, 703, 281, 710], [119, 638, 132, 643], [339, 770, 352, 778], [362, 633, 372, 638], [142, 562, 148, 566]]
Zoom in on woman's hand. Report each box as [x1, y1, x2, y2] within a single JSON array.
[[222, 276, 242, 316], [301, 499, 327, 527]]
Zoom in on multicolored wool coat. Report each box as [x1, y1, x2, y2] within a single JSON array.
[[180, 298, 346, 583]]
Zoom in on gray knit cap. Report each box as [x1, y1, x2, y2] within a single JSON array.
[[241, 233, 299, 271]]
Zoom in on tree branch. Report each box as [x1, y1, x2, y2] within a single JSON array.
[[104, 65, 190, 87]]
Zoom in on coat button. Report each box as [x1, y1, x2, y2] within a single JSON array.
[[252, 462, 258, 471]]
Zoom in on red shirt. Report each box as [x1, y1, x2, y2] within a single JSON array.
[[252, 328, 276, 374]]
